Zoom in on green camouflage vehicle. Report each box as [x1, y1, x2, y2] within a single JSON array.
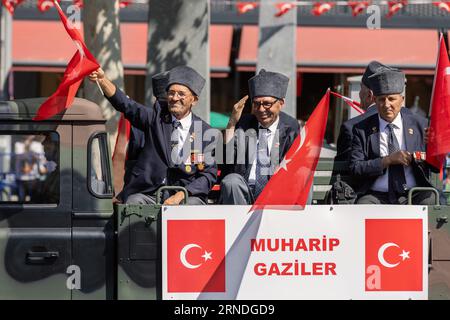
[[0, 98, 449, 300]]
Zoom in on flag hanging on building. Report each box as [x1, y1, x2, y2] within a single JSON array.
[[236, 2, 258, 14], [33, 0, 99, 121], [274, 2, 296, 17], [250, 90, 330, 212], [348, 1, 370, 16], [1, 0, 25, 14], [311, 2, 335, 16], [386, 0, 408, 18], [426, 34, 450, 170], [433, 1, 450, 12]]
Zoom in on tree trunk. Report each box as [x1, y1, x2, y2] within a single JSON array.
[[83, 0, 125, 195]]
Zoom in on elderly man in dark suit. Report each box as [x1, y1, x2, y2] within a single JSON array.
[[219, 69, 299, 205], [89, 66, 217, 205], [350, 68, 440, 205], [335, 61, 391, 162], [123, 71, 169, 187]]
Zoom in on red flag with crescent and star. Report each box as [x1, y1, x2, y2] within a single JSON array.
[[365, 219, 423, 291], [250, 90, 330, 211], [426, 34, 450, 170], [33, 0, 99, 120], [167, 220, 226, 293]]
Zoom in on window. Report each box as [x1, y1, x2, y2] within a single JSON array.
[[0, 132, 59, 204], [88, 133, 113, 198]]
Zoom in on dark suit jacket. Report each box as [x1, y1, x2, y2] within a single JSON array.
[[335, 105, 377, 162], [223, 111, 299, 181], [107, 89, 218, 202], [123, 100, 167, 186], [349, 107, 439, 197]]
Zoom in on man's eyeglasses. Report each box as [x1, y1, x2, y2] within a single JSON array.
[[167, 90, 192, 100], [252, 99, 279, 109]]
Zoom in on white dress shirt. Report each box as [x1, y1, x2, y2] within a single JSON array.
[[248, 117, 280, 186], [171, 112, 192, 154], [371, 113, 417, 192]]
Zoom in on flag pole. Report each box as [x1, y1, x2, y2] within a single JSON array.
[[95, 80, 104, 96]]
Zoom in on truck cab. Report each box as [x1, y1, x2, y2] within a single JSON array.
[[0, 98, 115, 299]]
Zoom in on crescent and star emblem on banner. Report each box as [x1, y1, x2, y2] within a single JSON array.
[[179, 243, 213, 269], [377, 242, 410, 268]]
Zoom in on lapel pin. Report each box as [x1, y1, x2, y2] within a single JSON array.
[[408, 128, 414, 135], [372, 126, 377, 133]]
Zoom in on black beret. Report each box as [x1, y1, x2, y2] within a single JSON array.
[[151, 71, 169, 100], [166, 66, 205, 96], [368, 68, 405, 96], [248, 69, 289, 100]]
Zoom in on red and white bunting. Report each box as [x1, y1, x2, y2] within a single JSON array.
[[386, 0, 408, 18], [348, 1, 371, 16], [274, 2, 296, 17], [433, 1, 450, 12], [311, 2, 335, 16], [236, 1, 259, 14]]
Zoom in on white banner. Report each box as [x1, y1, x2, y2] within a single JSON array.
[[162, 205, 428, 300]]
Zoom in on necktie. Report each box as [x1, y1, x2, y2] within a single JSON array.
[[254, 128, 271, 198], [172, 120, 182, 162], [386, 123, 407, 202], [172, 120, 181, 130]]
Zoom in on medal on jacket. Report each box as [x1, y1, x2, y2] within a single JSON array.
[[196, 153, 205, 171], [185, 165, 192, 173], [413, 151, 426, 162]]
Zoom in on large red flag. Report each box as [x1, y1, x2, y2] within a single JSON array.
[[250, 90, 330, 211], [34, 1, 99, 121], [426, 35, 450, 170]]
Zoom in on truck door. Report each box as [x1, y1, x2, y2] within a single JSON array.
[[0, 125, 72, 299], [71, 128, 114, 299]]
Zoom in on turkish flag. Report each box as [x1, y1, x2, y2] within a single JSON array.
[[1, 0, 25, 14], [433, 1, 450, 12], [365, 219, 423, 291], [386, 0, 407, 18], [37, 0, 60, 12], [112, 114, 131, 194], [311, 2, 335, 16], [274, 2, 296, 17], [167, 220, 226, 293], [427, 35, 450, 170], [250, 90, 330, 211], [347, 1, 370, 17], [34, 1, 99, 120], [236, 2, 258, 14]]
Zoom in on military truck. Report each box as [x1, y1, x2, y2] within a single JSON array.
[[0, 98, 449, 300]]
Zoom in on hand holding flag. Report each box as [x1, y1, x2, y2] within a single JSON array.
[[250, 90, 330, 212]]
